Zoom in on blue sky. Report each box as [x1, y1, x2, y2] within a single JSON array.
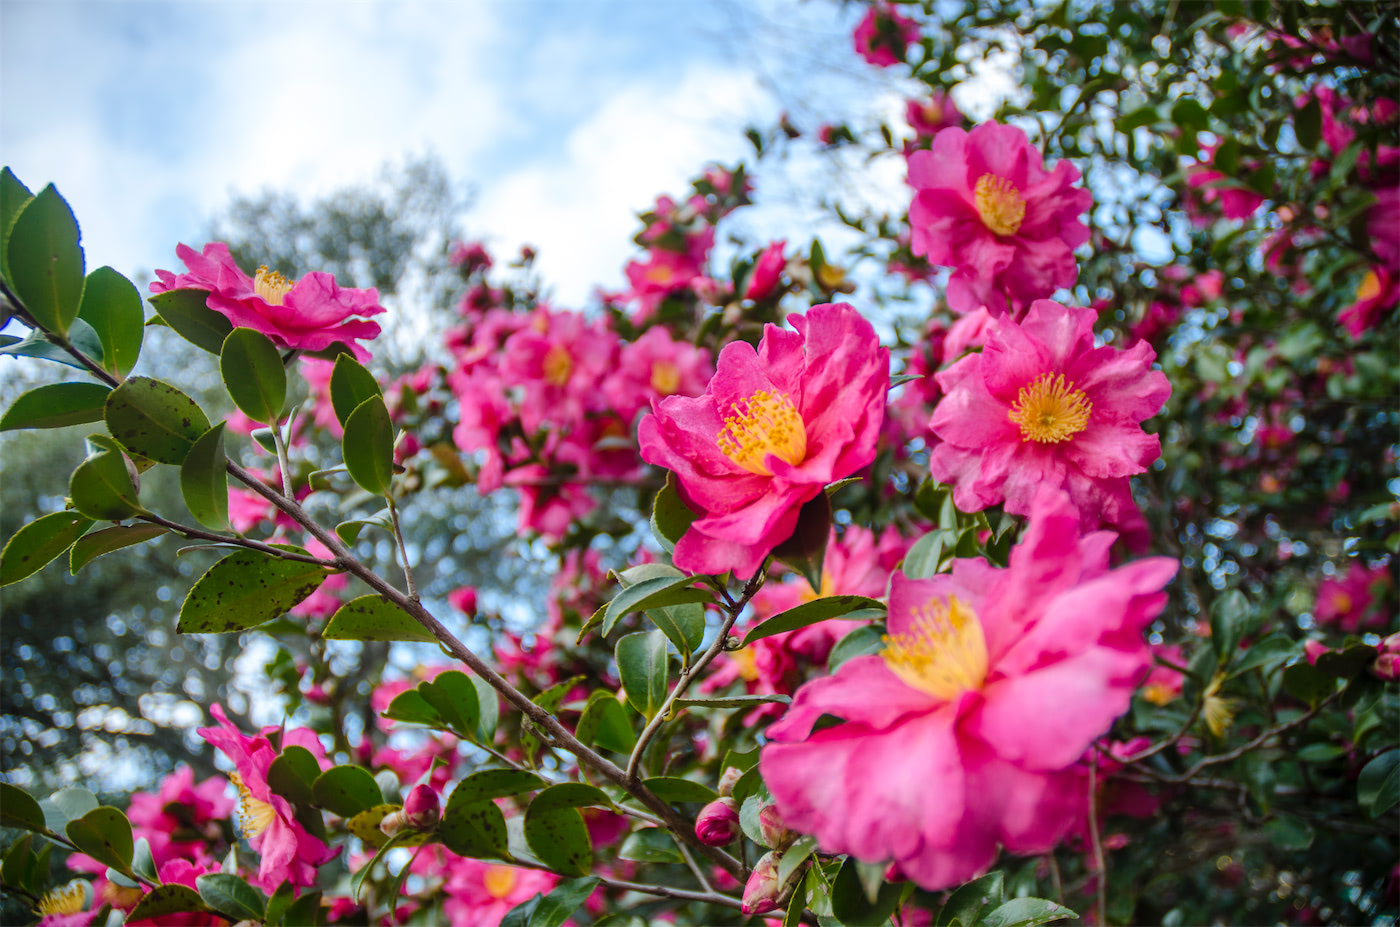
[[1, 0, 925, 307]]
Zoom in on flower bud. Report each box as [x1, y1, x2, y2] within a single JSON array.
[[694, 797, 740, 846], [758, 802, 796, 850], [741, 850, 784, 916], [378, 809, 408, 838], [1372, 633, 1400, 681], [403, 784, 441, 829], [717, 766, 742, 798]]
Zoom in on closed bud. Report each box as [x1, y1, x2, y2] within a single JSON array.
[[717, 766, 742, 798], [694, 797, 740, 846], [404, 784, 441, 829], [741, 850, 784, 915], [758, 802, 796, 850], [378, 809, 408, 838]]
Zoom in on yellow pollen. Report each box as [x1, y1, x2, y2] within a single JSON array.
[[974, 174, 1027, 236], [650, 360, 682, 395], [1008, 373, 1092, 444], [881, 596, 988, 700], [543, 345, 574, 386], [37, 881, 87, 916], [800, 573, 836, 603], [1202, 674, 1237, 738], [645, 263, 677, 285], [230, 772, 278, 839], [1142, 682, 1178, 706], [1357, 270, 1381, 301], [253, 266, 295, 305], [483, 865, 519, 899], [1332, 592, 1353, 615], [716, 390, 808, 475], [731, 647, 760, 682]]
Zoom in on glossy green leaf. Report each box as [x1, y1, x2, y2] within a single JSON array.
[[148, 289, 234, 355], [904, 529, 951, 580], [522, 676, 584, 767], [266, 745, 323, 807], [130, 836, 158, 883], [1, 834, 34, 892], [1209, 589, 1250, 659], [69, 447, 144, 520], [673, 693, 792, 710], [419, 670, 483, 739], [77, 266, 143, 375], [523, 784, 609, 877], [1359, 749, 1400, 817], [617, 827, 684, 863], [828, 624, 885, 672], [221, 327, 287, 424], [104, 376, 211, 464], [329, 354, 383, 428], [0, 782, 49, 833], [642, 776, 716, 803], [343, 395, 394, 495], [500, 876, 599, 927], [935, 869, 1004, 926], [1295, 94, 1322, 150], [777, 834, 818, 887], [1, 510, 92, 586], [196, 873, 267, 921], [263, 881, 297, 927], [1228, 632, 1295, 678], [381, 689, 442, 727], [440, 780, 510, 859], [742, 595, 884, 646], [39, 786, 98, 834], [771, 491, 830, 593], [6, 184, 84, 336], [0, 381, 110, 431], [603, 573, 711, 637], [176, 548, 329, 634], [179, 423, 230, 531], [69, 522, 166, 574], [65, 806, 134, 872], [279, 890, 323, 926], [455, 768, 547, 805], [312, 765, 383, 817], [574, 691, 636, 754], [0, 167, 35, 285], [471, 672, 500, 743], [323, 594, 436, 643], [127, 885, 209, 922], [616, 630, 669, 719], [979, 897, 1079, 927], [650, 471, 696, 554]]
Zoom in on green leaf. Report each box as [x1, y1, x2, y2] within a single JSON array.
[[616, 630, 669, 719], [312, 765, 383, 817], [1170, 97, 1210, 130], [130, 836, 158, 883], [647, 602, 706, 658], [0, 167, 34, 286], [77, 266, 143, 375], [450, 768, 546, 805], [279, 890, 323, 926], [1282, 660, 1333, 706], [1263, 814, 1315, 851], [1209, 589, 1250, 659], [1358, 749, 1400, 816], [65, 806, 134, 873], [522, 676, 584, 767], [936, 870, 1004, 926], [523, 783, 609, 877], [603, 573, 712, 637], [266, 746, 322, 807], [346, 804, 408, 850], [471, 673, 500, 744], [673, 694, 792, 710], [0, 782, 49, 833], [831, 854, 904, 925], [148, 289, 233, 355], [264, 881, 297, 927], [777, 834, 818, 887], [39, 785, 98, 834], [329, 354, 383, 429], [1, 510, 92, 586], [179, 423, 230, 531], [127, 885, 210, 922], [1, 834, 33, 888], [419, 670, 483, 740], [500, 876, 599, 927], [440, 782, 511, 859], [742, 595, 884, 647], [0, 319, 103, 369], [6, 184, 84, 336], [381, 689, 442, 727], [1227, 632, 1295, 678], [343, 395, 394, 495], [650, 471, 696, 554], [617, 827, 684, 863], [0, 381, 111, 430], [904, 529, 952, 580], [1295, 95, 1322, 150], [772, 491, 830, 593], [69, 522, 166, 574], [69, 447, 144, 520], [828, 625, 885, 672], [978, 897, 1079, 927], [221, 327, 287, 424], [176, 548, 329, 634], [195, 873, 267, 921], [642, 776, 716, 803], [574, 690, 637, 754], [335, 508, 393, 544], [323, 594, 436, 643], [104, 376, 211, 464]]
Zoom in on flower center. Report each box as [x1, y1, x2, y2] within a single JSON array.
[[715, 390, 808, 475], [645, 263, 677, 285], [37, 881, 87, 916], [483, 865, 518, 899], [651, 360, 681, 395], [230, 772, 278, 839], [1332, 592, 1353, 614], [881, 596, 987, 700], [731, 647, 760, 682], [543, 345, 574, 386], [1008, 373, 1092, 444], [1357, 270, 1381, 301], [974, 174, 1026, 236], [253, 266, 295, 306]]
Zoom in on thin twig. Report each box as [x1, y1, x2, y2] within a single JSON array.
[[135, 512, 339, 567], [676, 837, 715, 894], [1088, 754, 1108, 927], [385, 495, 417, 601]]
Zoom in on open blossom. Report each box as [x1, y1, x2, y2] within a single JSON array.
[[852, 2, 920, 67], [928, 300, 1170, 541], [906, 91, 963, 140], [907, 123, 1093, 316], [1315, 561, 1392, 632], [639, 303, 889, 578], [1185, 143, 1267, 223], [761, 488, 1177, 890], [443, 858, 559, 927], [150, 242, 385, 361], [1341, 265, 1400, 337], [196, 704, 336, 891]]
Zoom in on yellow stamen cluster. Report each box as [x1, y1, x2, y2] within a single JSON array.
[[730, 647, 761, 683], [1202, 674, 1237, 738], [716, 390, 808, 475], [974, 173, 1027, 237], [253, 266, 295, 306], [1357, 270, 1381, 302], [483, 865, 519, 899], [1008, 373, 1092, 444], [881, 596, 988, 700], [37, 881, 87, 916], [231, 771, 277, 839], [650, 360, 681, 396], [543, 345, 574, 387]]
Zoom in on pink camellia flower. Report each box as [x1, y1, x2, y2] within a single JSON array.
[[1338, 266, 1399, 337], [745, 240, 788, 302], [124, 766, 233, 868], [760, 488, 1177, 890], [852, 2, 920, 68], [443, 859, 559, 927], [196, 704, 336, 891], [1184, 144, 1267, 223], [695, 797, 741, 846], [907, 123, 1093, 316], [928, 300, 1170, 540], [906, 91, 963, 140], [638, 302, 889, 578], [1315, 561, 1392, 632], [602, 326, 714, 423], [150, 242, 385, 361]]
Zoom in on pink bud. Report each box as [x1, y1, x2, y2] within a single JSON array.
[[694, 797, 740, 846], [448, 586, 478, 615], [1372, 633, 1400, 681], [404, 784, 441, 829], [1304, 639, 1331, 665], [758, 802, 795, 850], [741, 851, 783, 916], [717, 767, 742, 798]]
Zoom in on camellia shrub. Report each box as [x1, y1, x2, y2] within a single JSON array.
[[0, 1, 1396, 925]]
